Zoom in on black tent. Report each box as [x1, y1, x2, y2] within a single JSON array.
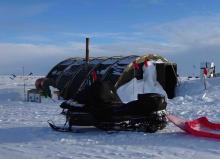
[[37, 54, 177, 100]]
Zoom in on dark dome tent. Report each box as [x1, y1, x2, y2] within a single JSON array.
[[36, 54, 177, 100], [35, 57, 84, 98], [55, 57, 105, 90], [95, 56, 122, 80], [101, 55, 139, 85], [56, 57, 106, 99], [61, 56, 137, 99], [47, 57, 82, 80], [55, 58, 85, 90]]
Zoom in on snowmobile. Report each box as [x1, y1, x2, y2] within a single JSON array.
[[48, 80, 167, 133]]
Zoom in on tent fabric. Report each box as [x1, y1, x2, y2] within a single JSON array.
[[117, 61, 168, 103], [38, 54, 177, 100], [115, 55, 168, 88], [47, 58, 82, 79]]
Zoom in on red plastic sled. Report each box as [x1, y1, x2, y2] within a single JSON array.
[[167, 115, 220, 140]]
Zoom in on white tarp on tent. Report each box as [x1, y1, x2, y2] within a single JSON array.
[[117, 61, 167, 103]]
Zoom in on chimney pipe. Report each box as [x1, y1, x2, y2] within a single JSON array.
[[86, 37, 89, 63]]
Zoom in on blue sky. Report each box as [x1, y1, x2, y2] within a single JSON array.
[[1, 0, 220, 75]]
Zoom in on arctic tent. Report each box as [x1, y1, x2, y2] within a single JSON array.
[[36, 54, 177, 100]]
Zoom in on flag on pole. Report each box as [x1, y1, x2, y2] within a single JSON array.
[[203, 68, 208, 90], [203, 68, 208, 76]]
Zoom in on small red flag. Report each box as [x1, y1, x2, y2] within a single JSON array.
[[133, 61, 139, 70], [203, 68, 208, 76], [92, 70, 97, 81], [144, 58, 148, 67]]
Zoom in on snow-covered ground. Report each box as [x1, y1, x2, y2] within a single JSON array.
[[0, 75, 220, 159]]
